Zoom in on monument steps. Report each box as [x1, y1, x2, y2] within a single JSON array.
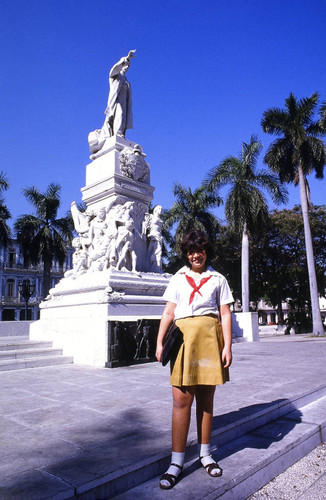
[[0, 336, 73, 371], [0, 338, 53, 350], [0, 346, 65, 360], [112, 395, 326, 499], [0, 332, 29, 339], [75, 386, 326, 499]]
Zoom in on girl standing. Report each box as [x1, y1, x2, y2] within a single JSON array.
[[156, 230, 233, 489]]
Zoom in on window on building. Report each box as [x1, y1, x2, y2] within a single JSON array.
[[8, 249, 16, 268], [2, 309, 15, 321], [7, 279, 15, 298], [20, 309, 32, 321]]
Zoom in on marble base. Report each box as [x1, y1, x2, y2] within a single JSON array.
[[29, 273, 259, 368], [29, 270, 170, 367], [81, 135, 154, 212], [232, 312, 260, 342]]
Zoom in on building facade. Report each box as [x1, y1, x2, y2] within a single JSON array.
[[257, 297, 326, 327], [0, 241, 73, 321]]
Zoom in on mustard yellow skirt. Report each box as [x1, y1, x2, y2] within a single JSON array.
[[170, 315, 229, 387]]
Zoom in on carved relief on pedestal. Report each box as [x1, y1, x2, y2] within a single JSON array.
[[119, 144, 150, 183], [69, 198, 162, 277]]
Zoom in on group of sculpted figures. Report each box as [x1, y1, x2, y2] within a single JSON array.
[[67, 201, 163, 278]]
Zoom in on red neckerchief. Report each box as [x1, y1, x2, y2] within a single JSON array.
[[185, 274, 211, 305]]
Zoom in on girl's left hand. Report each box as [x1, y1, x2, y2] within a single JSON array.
[[222, 347, 232, 368]]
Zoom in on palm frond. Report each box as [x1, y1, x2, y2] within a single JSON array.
[[164, 183, 220, 252], [261, 108, 288, 135], [0, 172, 9, 193], [204, 157, 241, 191]]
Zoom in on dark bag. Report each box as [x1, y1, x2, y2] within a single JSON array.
[[162, 322, 183, 366]]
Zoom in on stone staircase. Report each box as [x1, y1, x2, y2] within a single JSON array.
[[97, 386, 326, 499], [0, 329, 73, 371]]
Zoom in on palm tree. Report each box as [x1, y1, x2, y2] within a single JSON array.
[[0, 172, 11, 247], [262, 92, 326, 335], [14, 183, 74, 298], [204, 136, 288, 312], [163, 183, 221, 269]]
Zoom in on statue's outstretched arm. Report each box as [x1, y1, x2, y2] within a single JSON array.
[[127, 49, 136, 60], [109, 50, 136, 78]]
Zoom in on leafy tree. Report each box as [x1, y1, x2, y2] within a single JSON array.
[[251, 207, 307, 327], [14, 183, 74, 298], [251, 205, 326, 332], [262, 92, 326, 335], [204, 136, 287, 312], [163, 183, 221, 272], [308, 205, 326, 293], [0, 172, 11, 247], [211, 225, 241, 302]]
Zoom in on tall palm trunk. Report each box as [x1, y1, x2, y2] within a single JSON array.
[[298, 166, 324, 335], [277, 293, 284, 325], [42, 256, 52, 299], [241, 223, 250, 312]]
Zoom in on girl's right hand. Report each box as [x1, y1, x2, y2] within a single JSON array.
[[156, 343, 163, 362]]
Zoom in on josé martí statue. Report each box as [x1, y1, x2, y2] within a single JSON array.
[[88, 50, 136, 154]]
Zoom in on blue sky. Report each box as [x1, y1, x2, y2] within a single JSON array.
[[1, 0, 325, 227]]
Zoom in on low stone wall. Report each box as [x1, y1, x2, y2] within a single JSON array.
[[259, 324, 286, 336], [232, 312, 259, 342], [0, 321, 35, 337]]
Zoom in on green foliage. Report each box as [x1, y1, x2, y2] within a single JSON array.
[[262, 93, 326, 183], [162, 183, 221, 269], [0, 172, 11, 247], [250, 205, 326, 331], [204, 135, 288, 235], [262, 92, 326, 335], [14, 183, 74, 297], [203, 135, 287, 311], [210, 226, 241, 301]]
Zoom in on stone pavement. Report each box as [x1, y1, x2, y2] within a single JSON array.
[[248, 442, 326, 499], [0, 335, 325, 499]]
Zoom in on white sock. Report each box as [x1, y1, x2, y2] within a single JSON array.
[[160, 451, 185, 487], [199, 443, 211, 458], [199, 443, 221, 476]]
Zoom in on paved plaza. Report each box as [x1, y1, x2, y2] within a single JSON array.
[[0, 335, 325, 499]]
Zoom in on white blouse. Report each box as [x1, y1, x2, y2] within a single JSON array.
[[163, 266, 234, 320]]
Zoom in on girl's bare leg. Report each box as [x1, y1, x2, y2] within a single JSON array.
[[195, 385, 215, 444], [172, 386, 195, 451], [195, 385, 222, 476], [160, 386, 195, 489]]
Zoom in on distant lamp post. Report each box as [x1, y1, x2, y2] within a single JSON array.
[[18, 279, 35, 320]]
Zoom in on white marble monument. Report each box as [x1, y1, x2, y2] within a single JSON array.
[[30, 51, 170, 367]]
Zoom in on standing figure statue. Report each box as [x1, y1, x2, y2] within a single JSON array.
[[116, 202, 139, 273], [88, 50, 136, 154], [143, 205, 163, 273], [105, 49, 136, 137], [88, 207, 108, 270]]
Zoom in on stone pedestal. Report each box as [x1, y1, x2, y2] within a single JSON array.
[[30, 270, 170, 366], [81, 135, 154, 212], [30, 134, 169, 367]]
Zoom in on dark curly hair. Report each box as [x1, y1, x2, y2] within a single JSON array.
[[180, 230, 214, 268]]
